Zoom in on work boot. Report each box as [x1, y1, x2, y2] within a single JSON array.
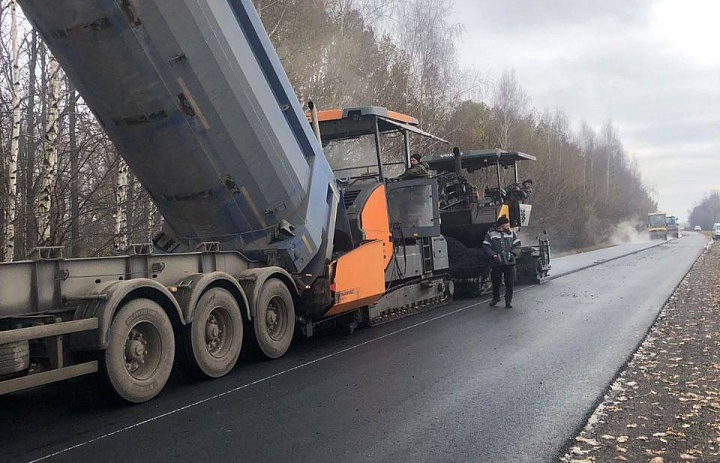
[[489, 298, 501, 307], [505, 300, 513, 309]]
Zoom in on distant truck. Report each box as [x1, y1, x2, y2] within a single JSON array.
[[713, 223, 720, 240], [665, 216, 680, 238], [647, 213, 668, 240]]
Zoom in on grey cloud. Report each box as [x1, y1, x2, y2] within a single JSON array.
[[523, 34, 720, 144], [453, 0, 653, 30], [626, 120, 720, 146], [633, 143, 720, 163]]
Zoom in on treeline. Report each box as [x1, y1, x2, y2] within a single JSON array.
[[689, 192, 720, 230], [0, 0, 655, 261]]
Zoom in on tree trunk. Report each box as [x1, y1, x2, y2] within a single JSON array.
[[113, 158, 129, 252], [5, 0, 21, 261], [37, 55, 61, 246], [68, 85, 80, 256], [21, 30, 39, 255], [127, 174, 137, 244], [146, 200, 157, 242], [606, 152, 611, 200]]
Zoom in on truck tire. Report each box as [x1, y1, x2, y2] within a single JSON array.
[[253, 279, 295, 359], [0, 340, 30, 377], [102, 298, 175, 403], [186, 288, 243, 378]]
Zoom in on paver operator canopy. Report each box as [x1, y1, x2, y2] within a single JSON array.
[[17, 0, 338, 273], [425, 148, 536, 191], [315, 106, 449, 181]]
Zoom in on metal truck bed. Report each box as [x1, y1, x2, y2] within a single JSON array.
[[18, 0, 337, 272]]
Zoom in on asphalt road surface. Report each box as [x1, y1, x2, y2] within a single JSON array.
[[2, 234, 707, 463]]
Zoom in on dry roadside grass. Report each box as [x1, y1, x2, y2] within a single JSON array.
[[561, 241, 720, 463]]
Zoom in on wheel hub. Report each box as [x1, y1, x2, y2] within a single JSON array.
[[127, 340, 145, 359], [266, 307, 278, 333], [205, 313, 222, 350], [204, 309, 233, 357], [265, 296, 288, 340], [124, 329, 148, 373]]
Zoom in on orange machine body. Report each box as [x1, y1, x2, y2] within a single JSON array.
[[324, 185, 393, 317]]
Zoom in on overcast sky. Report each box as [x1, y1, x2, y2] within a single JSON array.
[[449, 0, 720, 223]]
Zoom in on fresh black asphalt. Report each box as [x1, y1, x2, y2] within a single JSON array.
[[1, 234, 707, 463]]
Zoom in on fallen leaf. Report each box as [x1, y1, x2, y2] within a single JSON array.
[[576, 436, 600, 446]]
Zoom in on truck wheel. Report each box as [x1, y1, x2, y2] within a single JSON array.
[[0, 340, 30, 377], [253, 279, 295, 359], [102, 298, 175, 403], [187, 288, 243, 378]]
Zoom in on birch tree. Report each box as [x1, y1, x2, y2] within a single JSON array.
[[491, 70, 529, 150], [146, 201, 159, 242], [578, 121, 596, 197], [68, 85, 80, 256], [4, 0, 20, 261], [395, 0, 462, 133], [36, 54, 61, 245], [113, 158, 129, 251], [21, 29, 39, 252], [600, 121, 621, 202]]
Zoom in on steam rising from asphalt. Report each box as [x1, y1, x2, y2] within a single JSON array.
[[609, 220, 650, 245]]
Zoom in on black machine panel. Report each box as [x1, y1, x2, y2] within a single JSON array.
[[385, 178, 441, 240]]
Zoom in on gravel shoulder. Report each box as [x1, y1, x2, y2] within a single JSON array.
[[561, 240, 720, 463]]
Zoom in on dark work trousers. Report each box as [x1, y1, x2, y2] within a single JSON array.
[[490, 264, 516, 302]]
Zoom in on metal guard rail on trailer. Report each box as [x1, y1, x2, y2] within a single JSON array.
[[0, 318, 98, 395]]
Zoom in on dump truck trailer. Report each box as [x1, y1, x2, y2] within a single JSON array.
[[1, 0, 449, 403]]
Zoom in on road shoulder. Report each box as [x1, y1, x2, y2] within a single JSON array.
[[561, 240, 719, 462]]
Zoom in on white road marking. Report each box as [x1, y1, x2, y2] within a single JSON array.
[[28, 295, 512, 463]]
